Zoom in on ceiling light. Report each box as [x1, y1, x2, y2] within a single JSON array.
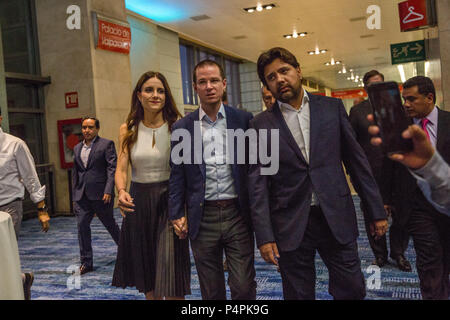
[[308, 51, 315, 55], [347, 77, 351, 80], [293, 31, 298, 38], [336, 61, 341, 65], [320, 49, 327, 54], [338, 70, 342, 74], [325, 62, 330, 66], [285, 35, 292, 39], [351, 73, 355, 80], [349, 69, 353, 72], [342, 66, 347, 73], [247, 8, 254, 13], [330, 58, 335, 65], [265, 5, 273, 10], [300, 33, 306, 37], [256, 4, 263, 11]]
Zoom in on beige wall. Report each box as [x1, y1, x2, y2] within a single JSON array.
[[128, 13, 184, 115], [36, 0, 95, 213]]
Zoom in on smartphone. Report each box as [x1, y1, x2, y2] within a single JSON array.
[[367, 81, 413, 155]]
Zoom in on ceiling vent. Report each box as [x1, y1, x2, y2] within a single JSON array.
[[190, 15, 211, 21], [360, 34, 374, 38], [232, 35, 247, 40]]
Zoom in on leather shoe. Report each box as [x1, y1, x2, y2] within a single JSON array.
[[23, 272, 34, 300], [372, 256, 387, 267], [80, 264, 93, 275], [394, 255, 412, 272]]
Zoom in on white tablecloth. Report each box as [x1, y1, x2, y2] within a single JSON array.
[[0, 211, 24, 300]]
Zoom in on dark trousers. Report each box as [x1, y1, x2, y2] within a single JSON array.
[[74, 194, 121, 267], [278, 206, 366, 300], [361, 201, 410, 260], [407, 191, 450, 300], [190, 203, 256, 300]]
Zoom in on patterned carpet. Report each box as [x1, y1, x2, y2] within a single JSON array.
[[17, 196, 422, 300]]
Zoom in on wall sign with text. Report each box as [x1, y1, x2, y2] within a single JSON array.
[[92, 12, 131, 54], [65, 92, 78, 108]]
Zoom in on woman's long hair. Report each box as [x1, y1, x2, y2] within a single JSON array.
[[121, 71, 182, 157]]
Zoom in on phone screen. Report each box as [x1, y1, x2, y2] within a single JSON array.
[[367, 82, 413, 154]]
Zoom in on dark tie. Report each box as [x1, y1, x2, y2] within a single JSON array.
[[421, 118, 430, 141]]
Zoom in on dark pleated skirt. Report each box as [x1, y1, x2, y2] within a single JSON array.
[[112, 180, 191, 296]]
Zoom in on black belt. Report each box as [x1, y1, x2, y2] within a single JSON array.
[[1, 198, 22, 207], [204, 198, 237, 209]]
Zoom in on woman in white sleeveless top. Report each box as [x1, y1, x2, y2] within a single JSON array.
[[112, 71, 190, 300]]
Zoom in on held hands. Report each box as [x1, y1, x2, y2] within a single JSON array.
[[117, 189, 135, 217], [370, 219, 388, 240], [38, 212, 50, 233], [259, 242, 280, 266], [102, 193, 112, 204], [172, 216, 188, 239], [367, 114, 434, 169]]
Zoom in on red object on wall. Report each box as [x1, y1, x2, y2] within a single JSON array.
[[398, 0, 428, 32], [57, 118, 83, 169], [97, 19, 131, 54], [65, 92, 78, 109], [331, 89, 367, 100]]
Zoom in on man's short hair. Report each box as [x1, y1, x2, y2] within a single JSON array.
[[82, 116, 100, 128], [257, 47, 300, 86], [193, 59, 226, 84], [363, 70, 384, 88], [403, 76, 436, 104]]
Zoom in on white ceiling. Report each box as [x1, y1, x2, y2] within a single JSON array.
[[131, 0, 427, 90]]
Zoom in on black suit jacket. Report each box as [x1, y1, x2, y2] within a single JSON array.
[[248, 93, 386, 251], [72, 136, 117, 202], [349, 100, 394, 203], [390, 108, 450, 225]]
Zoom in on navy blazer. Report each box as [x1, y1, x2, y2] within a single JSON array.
[[168, 105, 253, 240], [72, 136, 117, 202], [248, 93, 386, 251]]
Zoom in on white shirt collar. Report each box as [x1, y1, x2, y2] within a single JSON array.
[[83, 135, 98, 147], [199, 103, 226, 122], [278, 88, 309, 112]]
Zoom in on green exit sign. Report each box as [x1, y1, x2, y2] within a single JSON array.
[[391, 40, 426, 65]]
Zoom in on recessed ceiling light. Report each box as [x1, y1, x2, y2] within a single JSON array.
[[244, 4, 276, 13], [320, 49, 327, 54], [325, 62, 330, 66], [308, 51, 315, 55]]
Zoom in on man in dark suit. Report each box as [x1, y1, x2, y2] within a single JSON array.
[[388, 76, 450, 299], [249, 47, 388, 300], [349, 70, 411, 271], [169, 60, 256, 300], [72, 117, 120, 275]]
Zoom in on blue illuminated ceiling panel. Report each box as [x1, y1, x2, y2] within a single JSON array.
[[125, 0, 186, 22]]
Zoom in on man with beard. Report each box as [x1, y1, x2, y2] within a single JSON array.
[[248, 47, 388, 299]]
